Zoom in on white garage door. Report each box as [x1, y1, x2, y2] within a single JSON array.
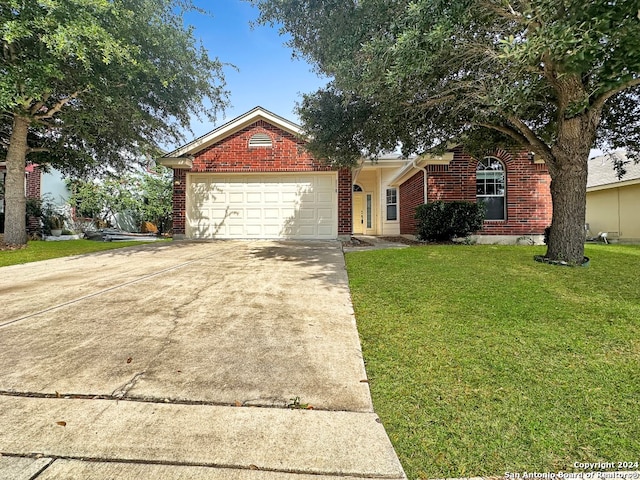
[[187, 173, 338, 239]]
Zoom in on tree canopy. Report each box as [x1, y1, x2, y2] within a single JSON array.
[[253, 0, 640, 264], [1, 0, 227, 244]]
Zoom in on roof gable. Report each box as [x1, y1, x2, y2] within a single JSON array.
[[164, 106, 303, 158]]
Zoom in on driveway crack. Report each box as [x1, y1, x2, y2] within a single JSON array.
[[111, 372, 146, 399]]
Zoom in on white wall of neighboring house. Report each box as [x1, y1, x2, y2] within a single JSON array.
[[41, 168, 70, 205]]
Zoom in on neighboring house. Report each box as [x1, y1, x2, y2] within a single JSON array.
[[586, 152, 640, 242], [160, 106, 552, 241]]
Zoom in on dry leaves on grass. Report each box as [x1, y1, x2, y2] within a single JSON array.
[[0, 242, 27, 252]]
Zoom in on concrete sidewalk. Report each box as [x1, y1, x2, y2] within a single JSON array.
[[0, 241, 405, 479]]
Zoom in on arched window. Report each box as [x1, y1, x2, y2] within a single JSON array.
[[476, 157, 505, 220], [353, 184, 363, 192], [248, 133, 272, 148]]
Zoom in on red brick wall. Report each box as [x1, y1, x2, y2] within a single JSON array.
[[338, 168, 352, 236], [399, 148, 552, 236], [171, 121, 349, 236], [172, 169, 187, 235], [25, 166, 42, 233], [399, 170, 425, 234], [192, 121, 334, 173], [26, 165, 41, 199]]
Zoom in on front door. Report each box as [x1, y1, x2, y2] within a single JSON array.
[[352, 193, 364, 234], [352, 192, 374, 235]]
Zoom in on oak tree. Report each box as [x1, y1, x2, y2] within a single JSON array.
[[1, 0, 227, 244], [253, 0, 640, 264]]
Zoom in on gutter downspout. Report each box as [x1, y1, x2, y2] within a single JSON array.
[[412, 158, 428, 204]]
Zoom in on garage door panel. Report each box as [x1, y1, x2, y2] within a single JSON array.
[[228, 192, 244, 203], [318, 225, 334, 236], [318, 208, 333, 219], [317, 192, 333, 203], [228, 225, 244, 236], [299, 208, 316, 220], [296, 225, 316, 236], [315, 175, 333, 187], [187, 173, 337, 239], [245, 208, 262, 220], [264, 192, 280, 203], [281, 192, 297, 203], [264, 208, 280, 220], [246, 192, 262, 203]]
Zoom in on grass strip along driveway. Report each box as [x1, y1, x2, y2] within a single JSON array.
[[345, 244, 640, 479], [0, 239, 161, 267]]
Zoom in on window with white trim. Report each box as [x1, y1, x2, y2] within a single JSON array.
[[476, 157, 505, 220], [386, 188, 398, 221]]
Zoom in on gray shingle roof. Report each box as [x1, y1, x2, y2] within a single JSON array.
[[587, 151, 640, 189]]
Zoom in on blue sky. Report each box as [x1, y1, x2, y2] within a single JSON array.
[[182, 1, 328, 143]]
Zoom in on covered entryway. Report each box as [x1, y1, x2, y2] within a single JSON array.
[[187, 172, 337, 239], [352, 184, 374, 235]]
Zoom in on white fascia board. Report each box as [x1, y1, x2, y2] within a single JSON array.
[[388, 163, 419, 187], [158, 157, 193, 169], [164, 107, 303, 158], [421, 152, 454, 165], [359, 157, 410, 170], [387, 153, 454, 186]]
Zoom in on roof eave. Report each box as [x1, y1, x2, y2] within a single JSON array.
[[587, 177, 640, 191], [388, 152, 455, 186], [158, 157, 193, 170]]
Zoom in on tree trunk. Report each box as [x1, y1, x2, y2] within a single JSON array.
[[540, 73, 602, 265], [3, 116, 30, 245], [545, 161, 588, 264]]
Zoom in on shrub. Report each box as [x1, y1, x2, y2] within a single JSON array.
[[415, 201, 485, 241]]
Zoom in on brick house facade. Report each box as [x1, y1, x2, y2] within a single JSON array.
[[397, 148, 552, 237], [162, 107, 551, 241], [161, 107, 352, 239]]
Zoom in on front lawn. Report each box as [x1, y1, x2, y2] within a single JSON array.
[[346, 244, 640, 479], [0, 239, 162, 267]]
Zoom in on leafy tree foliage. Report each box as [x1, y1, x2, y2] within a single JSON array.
[[1, 0, 227, 244], [69, 165, 173, 233], [253, 0, 640, 264]]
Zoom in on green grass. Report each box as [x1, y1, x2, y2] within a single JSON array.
[[0, 239, 162, 267], [345, 244, 640, 479]]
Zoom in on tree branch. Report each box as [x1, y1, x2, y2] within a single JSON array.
[[477, 0, 525, 22], [506, 115, 555, 160], [476, 121, 530, 145], [591, 77, 640, 113], [26, 147, 51, 155], [30, 93, 51, 115], [404, 94, 457, 109], [34, 91, 83, 120]]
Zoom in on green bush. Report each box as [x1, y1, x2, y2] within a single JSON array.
[[415, 201, 485, 241]]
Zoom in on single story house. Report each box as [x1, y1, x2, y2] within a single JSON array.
[[586, 152, 640, 242], [160, 106, 552, 241]]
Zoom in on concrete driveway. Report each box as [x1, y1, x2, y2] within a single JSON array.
[[0, 241, 405, 479]]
